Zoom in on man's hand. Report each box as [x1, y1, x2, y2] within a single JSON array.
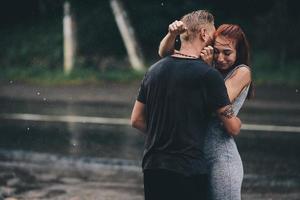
[[200, 46, 214, 65], [168, 20, 187, 37], [131, 100, 147, 133]]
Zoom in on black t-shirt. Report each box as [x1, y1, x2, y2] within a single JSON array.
[[137, 56, 230, 176]]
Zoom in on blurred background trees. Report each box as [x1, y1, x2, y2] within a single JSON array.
[[0, 0, 299, 84]]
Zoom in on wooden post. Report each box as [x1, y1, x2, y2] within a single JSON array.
[[63, 1, 76, 75], [110, 0, 146, 72]]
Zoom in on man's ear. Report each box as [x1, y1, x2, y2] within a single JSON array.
[[199, 28, 207, 42]]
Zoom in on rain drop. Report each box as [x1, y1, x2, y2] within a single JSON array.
[[37, 92, 40, 96], [161, 2, 164, 6], [27, 127, 30, 131], [9, 80, 13, 84], [43, 98, 47, 101], [296, 89, 299, 93]]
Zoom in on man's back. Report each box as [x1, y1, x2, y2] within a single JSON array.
[[137, 56, 229, 175]]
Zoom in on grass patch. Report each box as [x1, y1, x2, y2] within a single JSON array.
[[252, 52, 300, 86], [1, 56, 300, 87], [253, 69, 300, 86]]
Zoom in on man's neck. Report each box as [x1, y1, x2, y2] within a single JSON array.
[[179, 41, 206, 58]]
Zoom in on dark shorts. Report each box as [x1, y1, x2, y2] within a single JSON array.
[[143, 169, 208, 200]]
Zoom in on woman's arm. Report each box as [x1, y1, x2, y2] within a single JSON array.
[[217, 105, 241, 136], [158, 20, 187, 57], [225, 66, 251, 102], [201, 49, 251, 101]]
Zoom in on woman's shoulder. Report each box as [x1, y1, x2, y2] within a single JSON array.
[[229, 64, 251, 78], [226, 64, 251, 85], [235, 64, 251, 72]]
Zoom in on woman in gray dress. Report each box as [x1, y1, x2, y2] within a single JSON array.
[[159, 22, 253, 200]]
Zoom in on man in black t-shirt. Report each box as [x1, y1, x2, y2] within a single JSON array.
[[131, 10, 241, 200]]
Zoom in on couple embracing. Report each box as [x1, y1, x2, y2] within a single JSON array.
[[131, 9, 253, 200]]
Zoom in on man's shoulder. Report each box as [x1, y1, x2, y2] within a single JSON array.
[[203, 67, 224, 84], [145, 56, 169, 73], [203, 66, 221, 77], [147, 57, 215, 77], [187, 61, 218, 77]]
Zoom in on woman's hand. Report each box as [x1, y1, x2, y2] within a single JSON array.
[[158, 20, 186, 57], [168, 20, 187, 37], [200, 46, 214, 65]]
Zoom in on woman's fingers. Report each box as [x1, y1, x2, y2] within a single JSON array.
[[168, 22, 176, 31], [168, 20, 187, 36], [203, 46, 214, 55], [201, 46, 214, 65]]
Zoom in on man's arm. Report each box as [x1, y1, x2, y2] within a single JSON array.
[[158, 20, 186, 57], [131, 100, 146, 133], [217, 105, 241, 136]]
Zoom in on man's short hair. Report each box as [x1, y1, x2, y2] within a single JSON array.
[[180, 10, 214, 42]]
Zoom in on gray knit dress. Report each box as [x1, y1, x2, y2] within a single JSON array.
[[204, 64, 250, 200]]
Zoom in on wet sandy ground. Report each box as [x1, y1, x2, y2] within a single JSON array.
[[0, 162, 144, 200], [1, 125, 300, 200], [1, 159, 300, 200], [1, 82, 300, 199]]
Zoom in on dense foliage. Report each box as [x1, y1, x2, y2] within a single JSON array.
[[0, 0, 299, 83]]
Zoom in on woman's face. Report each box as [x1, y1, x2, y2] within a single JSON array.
[[213, 36, 237, 71]]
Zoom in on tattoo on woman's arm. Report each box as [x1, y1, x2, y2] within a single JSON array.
[[220, 105, 234, 119]]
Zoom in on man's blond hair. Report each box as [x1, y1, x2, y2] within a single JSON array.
[[180, 10, 214, 42]]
